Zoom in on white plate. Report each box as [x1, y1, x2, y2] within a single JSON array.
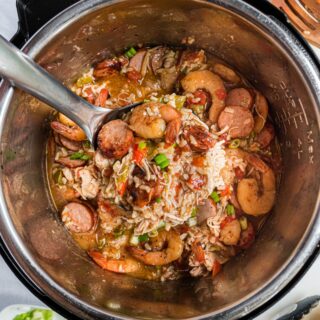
[[0, 304, 66, 320]]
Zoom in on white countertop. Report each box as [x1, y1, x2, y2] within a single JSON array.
[[0, 1, 319, 319]]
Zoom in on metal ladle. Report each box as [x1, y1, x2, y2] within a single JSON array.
[[0, 35, 143, 146]]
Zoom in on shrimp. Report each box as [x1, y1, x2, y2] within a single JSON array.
[[51, 121, 87, 142], [88, 251, 141, 273], [253, 91, 268, 133], [237, 154, 276, 216], [181, 70, 226, 123], [128, 229, 183, 266], [219, 218, 241, 245], [213, 63, 241, 84], [129, 102, 181, 143]]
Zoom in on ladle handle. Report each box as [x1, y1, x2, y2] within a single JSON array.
[[0, 35, 106, 142]]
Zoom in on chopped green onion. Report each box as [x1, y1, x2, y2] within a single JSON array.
[[209, 244, 221, 252], [83, 140, 91, 148], [154, 153, 170, 169], [129, 234, 139, 246], [174, 95, 187, 110], [157, 221, 166, 229], [190, 104, 204, 115], [249, 131, 256, 139], [76, 76, 93, 88], [124, 47, 137, 58], [210, 191, 220, 203], [229, 139, 241, 149], [138, 141, 147, 150], [159, 159, 170, 169], [154, 153, 167, 164], [239, 216, 248, 230], [13, 308, 53, 320], [148, 229, 158, 238], [191, 208, 198, 218], [97, 238, 106, 249], [226, 204, 235, 216], [53, 170, 63, 185], [155, 197, 162, 203], [70, 151, 91, 161], [187, 217, 197, 227], [114, 227, 125, 238], [138, 233, 149, 242]]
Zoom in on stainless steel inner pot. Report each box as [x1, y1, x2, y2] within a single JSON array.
[[0, 0, 319, 319]]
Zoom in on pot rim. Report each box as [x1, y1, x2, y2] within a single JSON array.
[[0, 0, 319, 319]]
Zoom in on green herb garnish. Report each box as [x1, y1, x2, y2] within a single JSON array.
[[229, 139, 241, 149], [70, 151, 91, 161], [114, 227, 125, 238], [124, 47, 137, 58], [239, 216, 248, 230], [83, 140, 91, 148], [53, 170, 63, 185], [154, 153, 170, 169], [210, 191, 220, 203], [191, 208, 198, 218], [138, 233, 149, 243], [138, 141, 147, 150], [226, 204, 235, 216], [155, 197, 162, 203]]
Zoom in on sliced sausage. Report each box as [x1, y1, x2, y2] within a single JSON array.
[[97, 119, 134, 159], [129, 50, 147, 72], [213, 63, 241, 84], [255, 122, 275, 148], [238, 221, 255, 249], [59, 135, 82, 151], [95, 58, 120, 71], [225, 88, 254, 109], [56, 157, 86, 168], [61, 202, 97, 234], [197, 199, 217, 225], [218, 106, 254, 138]]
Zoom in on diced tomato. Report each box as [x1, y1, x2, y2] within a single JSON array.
[[133, 143, 147, 165], [212, 260, 221, 277], [187, 89, 207, 105], [220, 185, 231, 197], [118, 180, 128, 197], [192, 242, 205, 263], [220, 216, 236, 229], [95, 88, 109, 107], [215, 88, 227, 101], [127, 70, 142, 82], [188, 176, 205, 190], [238, 222, 255, 249], [235, 167, 245, 180], [84, 87, 95, 104], [192, 155, 205, 167]]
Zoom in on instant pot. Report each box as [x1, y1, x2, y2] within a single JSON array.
[[0, 0, 319, 319]]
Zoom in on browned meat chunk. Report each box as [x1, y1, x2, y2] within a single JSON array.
[[98, 120, 134, 159]]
